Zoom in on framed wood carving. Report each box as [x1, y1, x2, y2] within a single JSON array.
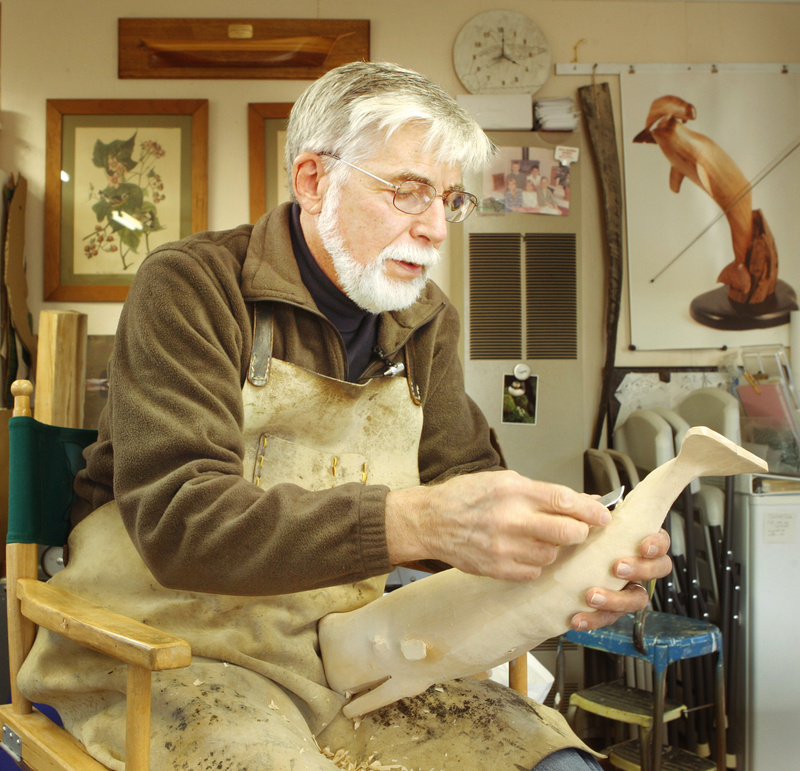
[[248, 103, 293, 223], [119, 18, 370, 80], [45, 99, 208, 302]]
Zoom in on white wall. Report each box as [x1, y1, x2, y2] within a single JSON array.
[[2, 0, 799, 445]]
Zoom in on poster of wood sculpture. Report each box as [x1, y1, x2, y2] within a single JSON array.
[[621, 71, 800, 350]]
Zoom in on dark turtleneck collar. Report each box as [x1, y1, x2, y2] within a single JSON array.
[[289, 203, 379, 381]]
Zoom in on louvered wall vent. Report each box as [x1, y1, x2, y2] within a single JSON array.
[[469, 233, 522, 360], [526, 233, 577, 360], [468, 231, 577, 360]]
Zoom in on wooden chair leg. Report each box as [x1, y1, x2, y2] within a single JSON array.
[[509, 653, 527, 696], [126, 664, 152, 771], [6, 543, 40, 715]]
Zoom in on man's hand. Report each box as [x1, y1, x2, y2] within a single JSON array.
[[571, 528, 672, 631], [385, 471, 673, 631], [386, 470, 612, 581]]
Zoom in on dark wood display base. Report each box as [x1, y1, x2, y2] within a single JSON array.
[[690, 280, 798, 330]]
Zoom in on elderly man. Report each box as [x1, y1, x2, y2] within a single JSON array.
[[19, 62, 670, 770]]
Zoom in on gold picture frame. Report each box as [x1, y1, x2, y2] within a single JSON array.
[[248, 102, 293, 223], [45, 98, 208, 302]]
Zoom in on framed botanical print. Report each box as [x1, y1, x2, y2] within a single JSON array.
[[44, 98, 208, 301]]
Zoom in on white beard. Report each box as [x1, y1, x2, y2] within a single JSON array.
[[317, 197, 441, 314]]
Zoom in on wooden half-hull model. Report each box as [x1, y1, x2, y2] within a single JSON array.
[[140, 33, 355, 69], [319, 427, 767, 717], [118, 19, 370, 81]]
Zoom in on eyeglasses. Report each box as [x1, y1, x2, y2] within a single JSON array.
[[319, 153, 478, 223]]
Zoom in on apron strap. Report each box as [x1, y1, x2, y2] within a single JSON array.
[[403, 337, 422, 406], [248, 303, 274, 387], [249, 301, 421, 402]]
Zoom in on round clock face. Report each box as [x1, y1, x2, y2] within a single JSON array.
[[453, 10, 551, 95]]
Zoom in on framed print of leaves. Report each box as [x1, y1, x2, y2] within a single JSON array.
[[45, 99, 208, 301]]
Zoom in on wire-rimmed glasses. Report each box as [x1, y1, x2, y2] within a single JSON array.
[[319, 153, 478, 223]]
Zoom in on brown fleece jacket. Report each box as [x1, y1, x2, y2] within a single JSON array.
[[73, 203, 501, 597]]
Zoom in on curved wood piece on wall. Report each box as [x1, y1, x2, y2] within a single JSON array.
[[578, 83, 624, 449], [4, 176, 37, 377]]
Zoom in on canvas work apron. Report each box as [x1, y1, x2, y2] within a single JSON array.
[[18, 305, 593, 770]]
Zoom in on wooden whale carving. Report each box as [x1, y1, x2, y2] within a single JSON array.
[[318, 426, 767, 717]]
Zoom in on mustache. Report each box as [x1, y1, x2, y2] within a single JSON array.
[[378, 243, 441, 269]]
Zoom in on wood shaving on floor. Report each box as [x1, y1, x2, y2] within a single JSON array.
[[318, 744, 442, 771]]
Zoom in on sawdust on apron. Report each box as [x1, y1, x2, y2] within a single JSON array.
[[18, 308, 594, 769]]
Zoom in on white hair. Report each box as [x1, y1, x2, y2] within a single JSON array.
[[285, 61, 495, 197]]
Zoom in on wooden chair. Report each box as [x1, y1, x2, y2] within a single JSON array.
[[0, 380, 191, 770]]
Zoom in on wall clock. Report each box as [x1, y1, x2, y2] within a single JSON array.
[[453, 10, 551, 95]]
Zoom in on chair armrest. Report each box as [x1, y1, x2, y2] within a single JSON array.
[[16, 578, 191, 671]]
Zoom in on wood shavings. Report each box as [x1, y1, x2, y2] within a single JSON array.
[[268, 700, 280, 710], [315, 739, 447, 771], [318, 745, 407, 770], [192, 679, 204, 686]]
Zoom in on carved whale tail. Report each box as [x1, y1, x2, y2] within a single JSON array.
[[625, 426, 767, 517], [675, 425, 766, 479]]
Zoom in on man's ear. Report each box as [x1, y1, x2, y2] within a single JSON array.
[[292, 152, 328, 215]]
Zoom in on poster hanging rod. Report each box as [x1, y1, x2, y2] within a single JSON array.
[[555, 62, 798, 75]]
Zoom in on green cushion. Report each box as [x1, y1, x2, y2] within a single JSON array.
[[7, 416, 98, 546]]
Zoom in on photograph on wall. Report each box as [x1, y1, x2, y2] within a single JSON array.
[[478, 146, 570, 217], [502, 373, 538, 425], [621, 71, 800, 350]]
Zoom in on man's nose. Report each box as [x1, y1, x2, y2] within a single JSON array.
[[410, 197, 449, 246]]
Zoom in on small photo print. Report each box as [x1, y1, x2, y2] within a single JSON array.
[[478, 146, 570, 217], [502, 374, 538, 425]]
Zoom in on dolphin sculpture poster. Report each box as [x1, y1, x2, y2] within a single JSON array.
[[621, 71, 800, 350]]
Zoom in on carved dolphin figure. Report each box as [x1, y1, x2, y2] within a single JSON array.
[[319, 427, 767, 717], [634, 96, 756, 297]]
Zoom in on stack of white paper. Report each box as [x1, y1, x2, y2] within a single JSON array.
[[534, 98, 580, 131]]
